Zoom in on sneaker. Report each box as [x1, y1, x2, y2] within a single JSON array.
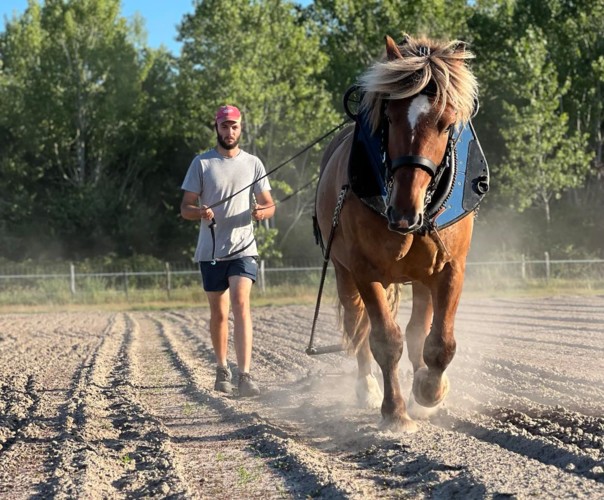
[[214, 365, 233, 394], [238, 372, 260, 397]]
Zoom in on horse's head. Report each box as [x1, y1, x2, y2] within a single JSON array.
[[360, 35, 478, 234]]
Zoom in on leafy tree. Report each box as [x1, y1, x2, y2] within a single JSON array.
[[469, 0, 602, 257], [0, 0, 141, 257], [0, 0, 190, 260], [498, 29, 592, 246], [308, 0, 471, 111]]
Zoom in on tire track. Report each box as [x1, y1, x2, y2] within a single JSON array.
[[39, 314, 121, 498], [104, 313, 191, 498], [0, 374, 41, 456], [435, 405, 604, 483], [148, 313, 377, 498], [0, 313, 108, 498], [41, 313, 190, 498]]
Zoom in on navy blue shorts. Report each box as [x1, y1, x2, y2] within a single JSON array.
[[199, 256, 258, 292]]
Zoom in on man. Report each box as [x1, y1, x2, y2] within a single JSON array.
[[180, 104, 275, 397]]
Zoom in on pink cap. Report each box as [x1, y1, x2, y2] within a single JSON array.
[[215, 105, 242, 124]]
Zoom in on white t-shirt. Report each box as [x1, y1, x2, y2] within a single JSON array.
[[181, 148, 271, 262]]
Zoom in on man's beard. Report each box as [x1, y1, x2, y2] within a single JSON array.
[[216, 131, 239, 150]]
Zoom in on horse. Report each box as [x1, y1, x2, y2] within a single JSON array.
[[315, 34, 480, 433]]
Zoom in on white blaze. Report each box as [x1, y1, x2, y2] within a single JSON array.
[[407, 94, 431, 144]]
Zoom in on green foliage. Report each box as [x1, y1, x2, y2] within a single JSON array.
[[308, 0, 471, 110], [469, 0, 603, 257], [254, 224, 282, 261], [498, 29, 592, 220], [0, 0, 603, 264]]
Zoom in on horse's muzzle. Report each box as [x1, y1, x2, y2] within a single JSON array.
[[386, 206, 423, 234]]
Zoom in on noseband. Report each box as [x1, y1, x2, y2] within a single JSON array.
[[390, 154, 440, 177], [381, 113, 455, 212]]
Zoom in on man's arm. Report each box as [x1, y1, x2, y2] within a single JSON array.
[[180, 191, 214, 221], [252, 190, 275, 221]]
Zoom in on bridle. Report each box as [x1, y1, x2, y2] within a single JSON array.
[[380, 101, 456, 217]]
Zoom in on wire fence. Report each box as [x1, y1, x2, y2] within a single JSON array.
[[1, 255, 603, 304]]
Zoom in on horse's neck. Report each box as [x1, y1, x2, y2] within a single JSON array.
[[320, 126, 354, 177]]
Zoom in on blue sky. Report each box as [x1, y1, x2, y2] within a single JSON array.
[[1, 0, 195, 53], [1, 1, 317, 55]]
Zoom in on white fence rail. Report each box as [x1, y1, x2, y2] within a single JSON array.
[[1, 255, 603, 299]]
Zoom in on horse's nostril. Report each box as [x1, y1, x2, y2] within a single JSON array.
[[387, 205, 423, 233]]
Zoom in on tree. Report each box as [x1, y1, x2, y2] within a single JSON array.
[[308, 0, 471, 111], [0, 0, 189, 259], [467, 0, 602, 258], [498, 29, 592, 247]]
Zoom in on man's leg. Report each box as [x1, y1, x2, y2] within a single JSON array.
[[206, 290, 230, 366], [228, 275, 253, 373]]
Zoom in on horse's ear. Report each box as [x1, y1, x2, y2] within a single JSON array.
[[385, 35, 403, 61], [454, 41, 467, 53]]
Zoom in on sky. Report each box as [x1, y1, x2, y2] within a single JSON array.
[[0, 0, 201, 54]]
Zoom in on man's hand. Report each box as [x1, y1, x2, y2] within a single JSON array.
[[252, 204, 266, 221], [200, 205, 214, 220]]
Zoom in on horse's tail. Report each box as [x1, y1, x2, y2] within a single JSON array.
[[338, 283, 402, 354]]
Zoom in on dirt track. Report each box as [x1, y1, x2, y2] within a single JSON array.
[[0, 295, 603, 498]]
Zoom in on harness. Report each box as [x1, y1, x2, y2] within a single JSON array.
[[343, 85, 489, 231]]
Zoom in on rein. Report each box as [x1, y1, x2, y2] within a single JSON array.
[[206, 119, 350, 211], [204, 119, 350, 264], [306, 184, 349, 356]]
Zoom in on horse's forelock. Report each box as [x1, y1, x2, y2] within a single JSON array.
[[359, 36, 478, 133]]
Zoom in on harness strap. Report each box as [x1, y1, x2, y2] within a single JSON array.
[[307, 184, 349, 355], [209, 217, 255, 265]]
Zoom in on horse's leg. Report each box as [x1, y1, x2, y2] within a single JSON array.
[[406, 282, 446, 418], [333, 262, 382, 408], [406, 282, 433, 372], [412, 265, 462, 408], [359, 280, 417, 433]]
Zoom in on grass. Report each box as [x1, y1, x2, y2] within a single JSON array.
[[0, 279, 602, 314], [236, 465, 261, 486]]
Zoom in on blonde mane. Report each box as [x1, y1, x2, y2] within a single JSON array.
[[359, 35, 479, 132]]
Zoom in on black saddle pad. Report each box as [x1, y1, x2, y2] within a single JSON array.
[[348, 110, 388, 215]]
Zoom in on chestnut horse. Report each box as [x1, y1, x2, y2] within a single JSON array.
[[315, 35, 479, 432]]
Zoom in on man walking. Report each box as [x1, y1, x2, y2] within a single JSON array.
[[180, 105, 275, 396]]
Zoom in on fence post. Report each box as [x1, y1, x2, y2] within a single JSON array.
[[521, 254, 526, 281], [259, 259, 266, 293], [165, 262, 171, 300], [70, 263, 76, 295], [544, 252, 550, 283], [123, 269, 129, 300]]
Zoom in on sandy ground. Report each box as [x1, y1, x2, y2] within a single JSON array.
[[0, 295, 602, 499]]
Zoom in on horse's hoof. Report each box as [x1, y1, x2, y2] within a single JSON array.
[[380, 413, 418, 434], [407, 392, 442, 420], [356, 374, 383, 409], [412, 368, 450, 408]]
